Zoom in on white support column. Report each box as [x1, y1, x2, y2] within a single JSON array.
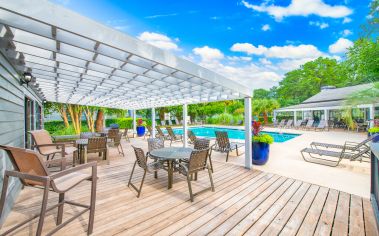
[[294, 111, 297, 124], [301, 110, 304, 120], [370, 104, 375, 128], [151, 107, 156, 138], [273, 110, 277, 123], [132, 110, 136, 136], [324, 109, 329, 127], [183, 104, 188, 147], [244, 97, 252, 169]]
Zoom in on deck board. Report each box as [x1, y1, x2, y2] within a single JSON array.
[[1, 144, 377, 236]]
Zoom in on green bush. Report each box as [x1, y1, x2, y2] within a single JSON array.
[[253, 134, 274, 144], [44, 121, 89, 135], [369, 127, 379, 133]]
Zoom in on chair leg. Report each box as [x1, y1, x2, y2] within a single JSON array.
[[236, 145, 239, 156], [128, 161, 137, 187], [88, 166, 97, 235], [0, 174, 10, 221], [208, 166, 215, 192], [119, 144, 125, 157], [137, 170, 147, 198], [36, 184, 50, 236], [56, 193, 65, 225], [194, 172, 198, 181], [208, 154, 214, 173], [226, 151, 229, 162], [105, 149, 109, 165], [186, 175, 194, 202]]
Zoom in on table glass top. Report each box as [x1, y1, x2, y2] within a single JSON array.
[[150, 147, 193, 160]]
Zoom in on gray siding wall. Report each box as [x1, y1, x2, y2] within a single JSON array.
[[0, 50, 42, 225]]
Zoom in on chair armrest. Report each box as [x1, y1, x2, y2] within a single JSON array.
[[5, 170, 50, 183], [51, 161, 97, 180]]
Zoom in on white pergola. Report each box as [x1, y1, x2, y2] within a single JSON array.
[[0, 0, 253, 168]]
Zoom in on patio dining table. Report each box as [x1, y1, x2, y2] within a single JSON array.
[[149, 147, 193, 189]]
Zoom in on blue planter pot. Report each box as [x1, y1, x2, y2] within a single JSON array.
[[136, 126, 145, 137], [368, 132, 379, 142], [252, 142, 270, 165]]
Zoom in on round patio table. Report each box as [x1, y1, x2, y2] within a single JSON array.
[[150, 147, 193, 189]]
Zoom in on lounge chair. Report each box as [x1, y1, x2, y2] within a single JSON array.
[[128, 146, 163, 197], [29, 130, 77, 170], [277, 119, 286, 128], [284, 120, 293, 128], [188, 130, 197, 144], [161, 120, 166, 126], [236, 120, 243, 125], [211, 131, 244, 162], [303, 119, 314, 130], [175, 118, 180, 125], [166, 126, 183, 146], [0, 145, 97, 235], [314, 120, 327, 131], [177, 149, 214, 202], [355, 121, 368, 132], [294, 120, 303, 129], [168, 120, 173, 126], [310, 133, 378, 152], [156, 126, 169, 140], [301, 144, 370, 167]]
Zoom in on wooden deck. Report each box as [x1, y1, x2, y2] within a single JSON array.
[[2, 151, 378, 236]]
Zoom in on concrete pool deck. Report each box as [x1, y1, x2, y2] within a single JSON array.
[[204, 126, 370, 198]]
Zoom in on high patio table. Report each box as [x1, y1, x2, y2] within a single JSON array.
[[149, 147, 193, 189]]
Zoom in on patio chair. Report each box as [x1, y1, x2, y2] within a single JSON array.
[[236, 120, 243, 126], [303, 119, 314, 130], [314, 120, 327, 131], [122, 128, 131, 142], [188, 130, 197, 144], [147, 138, 165, 178], [300, 143, 371, 167], [107, 129, 119, 142], [128, 146, 163, 197], [80, 132, 96, 139], [161, 120, 166, 126], [355, 121, 368, 132], [0, 145, 97, 236], [277, 119, 286, 128], [168, 120, 173, 126], [156, 126, 170, 140], [177, 149, 215, 202], [83, 137, 109, 165], [310, 133, 378, 152], [144, 126, 152, 139], [284, 120, 293, 128], [294, 120, 303, 129], [175, 118, 180, 125], [109, 133, 124, 157], [29, 130, 77, 170], [194, 138, 213, 173], [211, 131, 244, 162], [166, 126, 183, 146]]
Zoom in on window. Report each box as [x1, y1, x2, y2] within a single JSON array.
[[24, 97, 42, 148]]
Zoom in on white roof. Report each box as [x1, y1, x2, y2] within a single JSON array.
[[0, 0, 251, 109]]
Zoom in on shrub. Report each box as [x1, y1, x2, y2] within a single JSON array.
[[369, 127, 379, 133], [253, 134, 274, 144]]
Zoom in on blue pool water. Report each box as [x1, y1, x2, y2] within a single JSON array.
[[171, 126, 300, 143]]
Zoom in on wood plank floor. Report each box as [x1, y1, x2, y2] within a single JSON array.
[[1, 151, 378, 236]]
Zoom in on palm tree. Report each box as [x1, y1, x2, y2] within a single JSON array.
[[252, 99, 280, 124]]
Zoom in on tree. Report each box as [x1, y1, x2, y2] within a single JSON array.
[[67, 104, 83, 134], [84, 106, 96, 132], [252, 99, 280, 124], [95, 109, 104, 132], [363, 0, 379, 37], [44, 102, 70, 128]]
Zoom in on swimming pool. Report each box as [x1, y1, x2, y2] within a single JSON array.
[[171, 126, 300, 143]]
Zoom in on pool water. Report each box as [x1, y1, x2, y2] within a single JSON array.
[[172, 126, 300, 143]]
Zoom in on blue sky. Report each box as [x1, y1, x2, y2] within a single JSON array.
[[51, 0, 372, 90]]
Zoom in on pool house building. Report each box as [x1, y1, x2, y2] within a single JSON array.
[[273, 83, 378, 128]]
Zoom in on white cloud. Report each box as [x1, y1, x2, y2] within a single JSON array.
[[261, 24, 271, 31], [192, 46, 224, 62], [145, 13, 178, 19], [342, 29, 353, 36], [259, 58, 272, 65], [309, 21, 329, 29], [277, 58, 317, 71], [230, 43, 323, 59], [138, 32, 180, 51], [328, 38, 353, 54], [241, 0, 352, 21], [227, 56, 252, 62], [342, 17, 352, 23]]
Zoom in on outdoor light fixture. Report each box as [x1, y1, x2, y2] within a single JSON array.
[[20, 72, 33, 86]]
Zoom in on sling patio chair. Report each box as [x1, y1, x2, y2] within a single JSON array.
[[355, 121, 368, 132], [144, 126, 152, 139], [194, 138, 213, 173], [293, 120, 303, 129], [0, 145, 97, 236], [211, 131, 244, 162], [177, 148, 215, 202], [188, 130, 197, 144], [175, 118, 180, 125], [79, 137, 109, 165], [122, 128, 131, 142], [300, 142, 371, 167], [109, 133, 124, 157], [29, 130, 77, 170], [156, 126, 170, 140], [314, 120, 327, 131], [166, 126, 183, 146], [147, 137, 165, 178], [160, 120, 166, 126], [303, 119, 314, 130], [284, 120, 293, 129], [107, 129, 119, 142], [310, 133, 378, 152], [168, 120, 173, 126], [277, 119, 286, 128], [128, 146, 163, 198]]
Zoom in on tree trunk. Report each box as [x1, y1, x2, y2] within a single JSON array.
[[57, 104, 70, 128], [84, 106, 95, 132], [263, 112, 268, 124], [67, 104, 82, 135], [95, 110, 104, 132]]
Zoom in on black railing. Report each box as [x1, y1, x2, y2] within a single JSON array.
[[371, 143, 379, 228]]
